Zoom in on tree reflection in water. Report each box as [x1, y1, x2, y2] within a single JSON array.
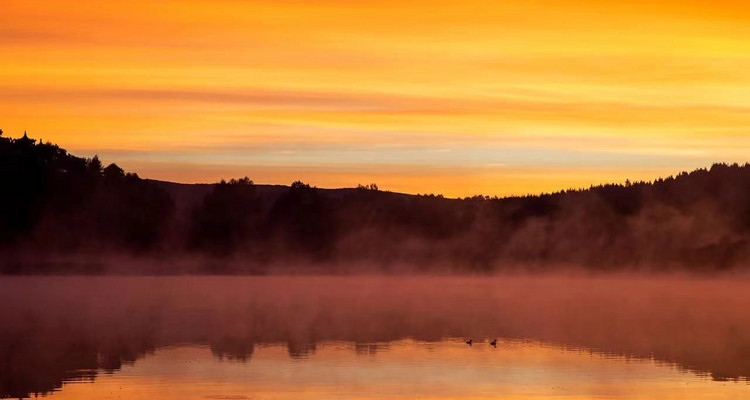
[[1, 275, 750, 398]]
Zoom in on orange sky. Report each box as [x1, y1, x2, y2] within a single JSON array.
[[3, 0, 750, 197]]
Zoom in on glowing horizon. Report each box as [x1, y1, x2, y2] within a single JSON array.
[[3, 0, 750, 197]]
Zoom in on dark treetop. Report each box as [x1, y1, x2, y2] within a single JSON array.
[[3, 130, 750, 273]]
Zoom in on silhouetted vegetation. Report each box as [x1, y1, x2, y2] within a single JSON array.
[[0, 132, 174, 258], [5, 131, 750, 272], [191, 177, 262, 255]]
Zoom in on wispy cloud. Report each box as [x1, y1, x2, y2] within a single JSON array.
[[3, 0, 750, 195]]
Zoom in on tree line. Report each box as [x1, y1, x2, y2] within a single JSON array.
[[3, 130, 750, 272]]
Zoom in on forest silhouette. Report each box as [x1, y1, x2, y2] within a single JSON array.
[[3, 130, 750, 273]]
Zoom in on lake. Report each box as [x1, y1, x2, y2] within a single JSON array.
[[1, 275, 749, 399]]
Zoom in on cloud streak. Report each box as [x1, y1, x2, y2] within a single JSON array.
[[3, 0, 750, 195]]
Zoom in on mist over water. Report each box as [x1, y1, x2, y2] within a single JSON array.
[[9, 130, 750, 274], [1, 274, 749, 398]]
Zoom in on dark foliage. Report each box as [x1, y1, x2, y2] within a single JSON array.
[[268, 181, 336, 258], [0, 132, 174, 255], [190, 177, 262, 255], [5, 131, 750, 272]]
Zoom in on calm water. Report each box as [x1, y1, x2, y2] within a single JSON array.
[[1, 276, 749, 399]]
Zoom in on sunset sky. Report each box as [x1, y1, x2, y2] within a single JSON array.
[[3, 0, 750, 197]]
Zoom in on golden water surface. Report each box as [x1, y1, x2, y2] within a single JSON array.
[[1, 276, 749, 399]]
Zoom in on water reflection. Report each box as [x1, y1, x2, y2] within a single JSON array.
[[1, 276, 749, 398], [37, 341, 750, 400]]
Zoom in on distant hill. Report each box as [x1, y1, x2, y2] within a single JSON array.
[[3, 130, 750, 273], [147, 180, 409, 214]]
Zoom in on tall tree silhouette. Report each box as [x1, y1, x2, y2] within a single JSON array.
[[191, 177, 263, 255]]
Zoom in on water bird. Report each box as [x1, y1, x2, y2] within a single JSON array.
[[490, 339, 497, 347], [466, 339, 473, 346]]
